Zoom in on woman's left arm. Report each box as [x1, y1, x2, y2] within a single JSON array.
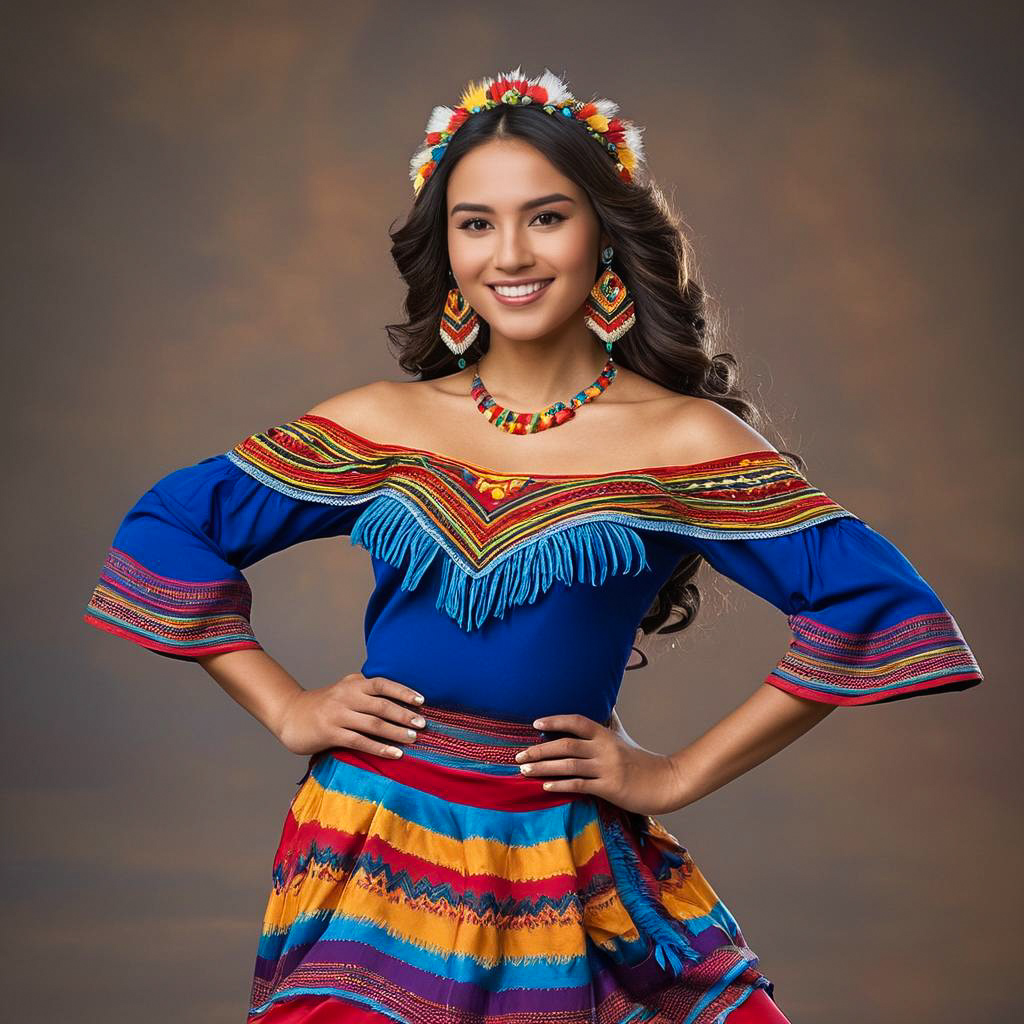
[[518, 428, 983, 814], [665, 684, 837, 811], [527, 688, 836, 816]]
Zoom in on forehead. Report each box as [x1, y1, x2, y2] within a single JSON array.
[[447, 139, 578, 204]]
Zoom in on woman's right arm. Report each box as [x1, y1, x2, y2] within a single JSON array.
[[84, 407, 426, 759], [197, 648, 426, 758]]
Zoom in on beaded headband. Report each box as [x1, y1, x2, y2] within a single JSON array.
[[408, 65, 647, 197]]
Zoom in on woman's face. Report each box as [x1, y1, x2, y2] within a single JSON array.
[[445, 138, 608, 343]]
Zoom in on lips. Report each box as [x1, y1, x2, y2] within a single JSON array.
[[487, 278, 554, 288], [487, 278, 554, 306]]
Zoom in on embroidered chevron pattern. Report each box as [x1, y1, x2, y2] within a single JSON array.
[[225, 414, 855, 631]]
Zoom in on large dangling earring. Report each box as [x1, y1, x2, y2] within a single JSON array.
[[584, 245, 636, 353], [440, 270, 480, 370]]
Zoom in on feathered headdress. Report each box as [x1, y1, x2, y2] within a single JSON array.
[[408, 66, 647, 197]]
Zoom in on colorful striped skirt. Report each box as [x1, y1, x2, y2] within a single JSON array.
[[247, 704, 777, 1024]]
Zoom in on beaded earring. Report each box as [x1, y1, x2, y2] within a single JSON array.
[[440, 271, 480, 370], [584, 246, 636, 351]]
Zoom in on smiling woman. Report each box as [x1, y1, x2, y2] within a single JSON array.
[[83, 65, 983, 1024], [447, 156, 611, 337]]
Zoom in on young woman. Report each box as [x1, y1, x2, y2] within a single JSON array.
[[84, 67, 984, 1024]]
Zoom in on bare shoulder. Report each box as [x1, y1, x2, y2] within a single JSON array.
[[668, 396, 779, 462], [305, 380, 406, 435]]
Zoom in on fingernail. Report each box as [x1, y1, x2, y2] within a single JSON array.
[[411, 717, 426, 728], [413, 694, 425, 704], [387, 747, 403, 757], [520, 764, 532, 774], [533, 720, 545, 729], [407, 729, 417, 739], [514, 751, 525, 763]]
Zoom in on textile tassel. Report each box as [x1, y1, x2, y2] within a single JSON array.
[[350, 497, 439, 591], [437, 519, 650, 630], [598, 808, 702, 975], [349, 496, 651, 631]]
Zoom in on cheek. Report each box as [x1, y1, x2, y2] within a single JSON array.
[[447, 229, 490, 269], [550, 248, 597, 306], [548, 226, 598, 285]]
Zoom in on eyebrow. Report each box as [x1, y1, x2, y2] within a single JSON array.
[[449, 193, 577, 216]]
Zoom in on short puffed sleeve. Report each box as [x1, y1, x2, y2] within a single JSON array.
[[83, 416, 381, 660], [658, 452, 984, 705]]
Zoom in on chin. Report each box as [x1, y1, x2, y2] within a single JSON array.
[[481, 292, 582, 338], [488, 314, 569, 341]]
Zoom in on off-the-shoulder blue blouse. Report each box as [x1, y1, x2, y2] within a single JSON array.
[[83, 414, 984, 723]]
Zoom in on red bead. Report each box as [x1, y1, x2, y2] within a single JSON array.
[[470, 357, 615, 434]]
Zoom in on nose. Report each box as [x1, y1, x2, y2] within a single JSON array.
[[493, 227, 535, 275]]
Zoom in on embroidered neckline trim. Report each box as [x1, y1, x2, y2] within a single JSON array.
[[226, 417, 857, 631], [300, 412, 787, 482]]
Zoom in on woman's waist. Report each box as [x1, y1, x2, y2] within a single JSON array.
[[337, 700, 611, 767], [303, 701, 612, 810], [358, 654, 620, 727]]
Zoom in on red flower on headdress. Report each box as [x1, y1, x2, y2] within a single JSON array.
[[578, 102, 598, 119], [605, 118, 626, 145], [488, 76, 547, 104]]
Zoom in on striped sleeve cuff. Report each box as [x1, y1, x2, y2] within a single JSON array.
[[764, 610, 984, 705], [83, 548, 262, 660]]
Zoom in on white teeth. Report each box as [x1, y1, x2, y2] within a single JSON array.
[[492, 280, 550, 297]]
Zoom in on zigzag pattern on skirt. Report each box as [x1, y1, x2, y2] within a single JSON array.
[[248, 704, 776, 1024]]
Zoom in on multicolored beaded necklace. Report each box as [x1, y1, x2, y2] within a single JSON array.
[[470, 355, 617, 434]]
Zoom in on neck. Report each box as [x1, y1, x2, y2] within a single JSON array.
[[475, 319, 611, 410]]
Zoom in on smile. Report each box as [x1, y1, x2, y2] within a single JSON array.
[[488, 279, 554, 306]]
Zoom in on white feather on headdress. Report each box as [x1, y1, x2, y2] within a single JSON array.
[[535, 69, 573, 106], [426, 106, 457, 135]]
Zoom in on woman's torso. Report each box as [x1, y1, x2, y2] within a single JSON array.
[[308, 369, 761, 723]]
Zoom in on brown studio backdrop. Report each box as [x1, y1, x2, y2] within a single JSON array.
[[2, 3, 1020, 1022]]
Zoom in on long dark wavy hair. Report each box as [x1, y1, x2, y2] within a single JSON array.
[[385, 102, 805, 667]]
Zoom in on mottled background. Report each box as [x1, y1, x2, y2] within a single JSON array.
[[3, 1, 1020, 1020]]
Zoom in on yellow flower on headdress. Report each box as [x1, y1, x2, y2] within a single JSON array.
[[459, 81, 490, 110]]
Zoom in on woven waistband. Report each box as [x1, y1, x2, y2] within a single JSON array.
[[300, 702, 613, 806], [407, 703, 613, 765]]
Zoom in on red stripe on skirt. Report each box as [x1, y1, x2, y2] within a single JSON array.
[[253, 989, 792, 1023], [253, 993, 395, 1021], [727, 988, 793, 1023]]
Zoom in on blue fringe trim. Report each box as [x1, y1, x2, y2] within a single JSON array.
[[349, 494, 650, 631], [598, 809, 703, 976]]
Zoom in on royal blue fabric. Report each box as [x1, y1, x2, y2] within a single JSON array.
[[104, 455, 365, 583], [686, 515, 948, 632], [88, 450, 982, 720]]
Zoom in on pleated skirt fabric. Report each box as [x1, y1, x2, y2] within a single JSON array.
[[247, 704, 776, 1023]]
